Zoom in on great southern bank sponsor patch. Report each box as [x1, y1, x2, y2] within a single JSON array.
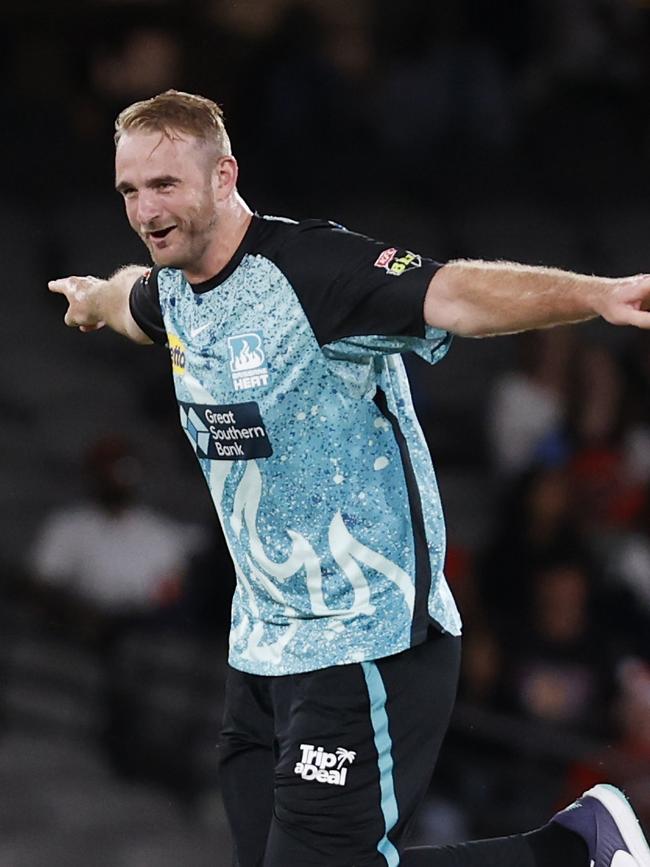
[[228, 331, 269, 391], [179, 401, 273, 460]]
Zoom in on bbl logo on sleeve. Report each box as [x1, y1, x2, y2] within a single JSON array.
[[374, 248, 422, 277], [228, 332, 269, 391]]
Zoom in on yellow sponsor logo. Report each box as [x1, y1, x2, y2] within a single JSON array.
[[168, 332, 186, 376], [387, 251, 421, 276], [374, 248, 423, 277]]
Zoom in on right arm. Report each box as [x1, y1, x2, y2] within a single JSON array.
[[424, 260, 650, 336], [48, 265, 152, 344]]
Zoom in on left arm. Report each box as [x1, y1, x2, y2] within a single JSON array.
[[425, 259, 650, 337]]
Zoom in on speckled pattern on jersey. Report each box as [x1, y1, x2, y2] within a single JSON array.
[[157, 239, 461, 676]]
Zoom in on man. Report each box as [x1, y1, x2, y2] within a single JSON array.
[[49, 90, 650, 867]]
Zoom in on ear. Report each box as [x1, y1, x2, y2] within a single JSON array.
[[213, 155, 238, 201]]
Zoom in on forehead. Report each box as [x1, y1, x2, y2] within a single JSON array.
[[115, 130, 204, 181]]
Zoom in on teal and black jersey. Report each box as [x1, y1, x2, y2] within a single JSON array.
[[130, 215, 461, 675]]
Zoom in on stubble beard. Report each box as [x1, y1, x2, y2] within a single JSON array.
[[144, 210, 219, 272]]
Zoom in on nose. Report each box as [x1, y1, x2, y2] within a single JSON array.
[[134, 190, 161, 226]]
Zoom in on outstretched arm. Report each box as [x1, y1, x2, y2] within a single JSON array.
[[48, 265, 152, 344], [426, 260, 650, 337]]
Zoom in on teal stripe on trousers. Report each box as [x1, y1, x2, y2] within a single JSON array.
[[361, 661, 400, 867]]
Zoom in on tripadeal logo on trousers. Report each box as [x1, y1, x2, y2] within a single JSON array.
[[294, 744, 357, 786]]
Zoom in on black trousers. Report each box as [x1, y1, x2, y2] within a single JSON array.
[[219, 629, 462, 866]]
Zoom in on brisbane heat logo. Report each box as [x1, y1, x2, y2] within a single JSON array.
[[228, 331, 269, 391]]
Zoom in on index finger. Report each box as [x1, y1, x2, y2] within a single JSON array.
[[48, 278, 72, 295]]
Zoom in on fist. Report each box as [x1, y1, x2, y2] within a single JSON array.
[[48, 275, 106, 332], [602, 274, 650, 328]]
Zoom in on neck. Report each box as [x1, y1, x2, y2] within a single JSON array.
[[182, 193, 253, 283]]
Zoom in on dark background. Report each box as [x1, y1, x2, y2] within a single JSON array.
[[1, 1, 649, 865]]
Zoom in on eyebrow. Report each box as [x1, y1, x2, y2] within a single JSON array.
[[115, 175, 181, 194]]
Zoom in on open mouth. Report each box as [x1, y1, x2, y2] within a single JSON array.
[[148, 226, 176, 240]]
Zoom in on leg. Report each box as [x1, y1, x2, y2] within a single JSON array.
[[219, 668, 275, 867], [370, 629, 461, 851], [401, 832, 574, 867], [263, 630, 461, 866], [402, 784, 650, 866]]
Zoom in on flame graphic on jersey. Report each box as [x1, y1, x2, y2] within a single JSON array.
[[208, 460, 415, 665], [232, 339, 264, 372]]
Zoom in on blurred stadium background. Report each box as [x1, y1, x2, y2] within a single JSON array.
[[1, 0, 649, 864]]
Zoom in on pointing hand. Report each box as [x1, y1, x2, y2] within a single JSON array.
[[48, 275, 107, 332]]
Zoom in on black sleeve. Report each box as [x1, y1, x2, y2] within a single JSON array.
[[272, 220, 443, 347], [129, 266, 167, 346]]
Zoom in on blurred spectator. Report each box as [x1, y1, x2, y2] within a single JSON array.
[[459, 626, 505, 709], [31, 435, 204, 646], [526, 0, 642, 89], [206, 0, 295, 39], [563, 657, 650, 829], [605, 491, 650, 614], [479, 463, 587, 628], [29, 435, 210, 790], [564, 343, 648, 541], [373, 0, 516, 197], [86, 20, 187, 173], [623, 332, 650, 484], [598, 487, 650, 661], [230, 2, 356, 199], [487, 330, 573, 477], [90, 25, 184, 104], [503, 559, 616, 737], [446, 546, 506, 710]]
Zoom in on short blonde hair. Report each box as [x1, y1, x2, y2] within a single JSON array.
[[114, 89, 231, 155]]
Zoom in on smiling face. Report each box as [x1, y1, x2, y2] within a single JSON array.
[[115, 129, 222, 276]]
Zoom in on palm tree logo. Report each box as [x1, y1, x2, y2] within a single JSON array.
[[335, 748, 357, 770]]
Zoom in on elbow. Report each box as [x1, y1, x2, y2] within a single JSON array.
[[424, 266, 493, 338], [424, 267, 466, 335]]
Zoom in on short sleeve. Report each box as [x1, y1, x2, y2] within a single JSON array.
[[324, 325, 452, 366], [129, 266, 167, 345], [272, 221, 450, 362]]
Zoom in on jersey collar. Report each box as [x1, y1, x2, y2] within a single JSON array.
[[188, 214, 263, 294]]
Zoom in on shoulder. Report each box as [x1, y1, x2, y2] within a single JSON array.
[[256, 214, 342, 236], [250, 214, 394, 293], [149, 266, 184, 291], [251, 214, 354, 260]]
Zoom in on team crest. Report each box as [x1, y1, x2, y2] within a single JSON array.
[[228, 331, 269, 391]]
